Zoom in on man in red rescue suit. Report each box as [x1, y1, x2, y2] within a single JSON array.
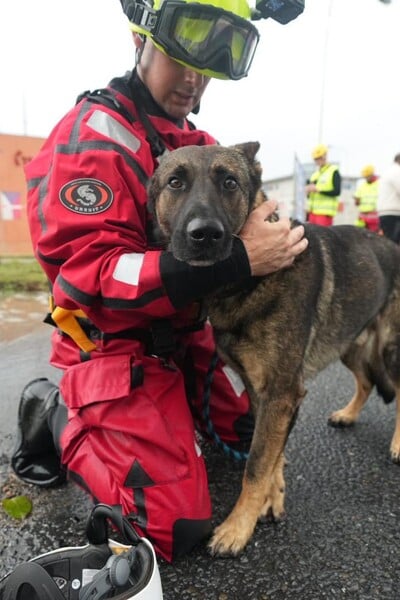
[[11, 0, 307, 562]]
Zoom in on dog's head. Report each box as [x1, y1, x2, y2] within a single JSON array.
[[147, 141, 263, 266]]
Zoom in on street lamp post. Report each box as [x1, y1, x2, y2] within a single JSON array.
[[317, 0, 333, 143]]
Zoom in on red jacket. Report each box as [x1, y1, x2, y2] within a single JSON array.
[[26, 72, 219, 341]]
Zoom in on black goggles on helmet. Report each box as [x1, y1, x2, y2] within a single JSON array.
[[130, 0, 260, 80]]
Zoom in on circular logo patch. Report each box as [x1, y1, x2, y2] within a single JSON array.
[[59, 178, 113, 215]]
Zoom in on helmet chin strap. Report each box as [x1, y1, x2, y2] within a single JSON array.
[[135, 34, 146, 65]]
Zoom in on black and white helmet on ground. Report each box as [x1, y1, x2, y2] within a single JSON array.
[[0, 504, 163, 600]]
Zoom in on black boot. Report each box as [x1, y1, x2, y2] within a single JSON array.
[[11, 377, 67, 487]]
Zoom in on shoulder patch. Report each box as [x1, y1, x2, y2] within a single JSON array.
[[59, 178, 113, 215]]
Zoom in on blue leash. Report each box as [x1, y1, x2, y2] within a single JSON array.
[[202, 351, 248, 462]]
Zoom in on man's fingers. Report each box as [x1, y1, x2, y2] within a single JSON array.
[[289, 224, 305, 244], [289, 225, 308, 254], [293, 236, 309, 254]]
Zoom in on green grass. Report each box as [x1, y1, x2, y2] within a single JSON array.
[[0, 257, 47, 292]]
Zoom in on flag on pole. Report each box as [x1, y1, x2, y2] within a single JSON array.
[[0, 191, 22, 220]]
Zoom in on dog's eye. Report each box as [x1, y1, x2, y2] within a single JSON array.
[[167, 177, 183, 190], [224, 176, 238, 191]]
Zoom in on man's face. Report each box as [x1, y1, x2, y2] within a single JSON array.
[[137, 37, 211, 120], [314, 155, 326, 167]]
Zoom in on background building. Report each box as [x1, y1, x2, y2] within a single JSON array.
[[264, 160, 358, 225], [0, 134, 360, 256], [0, 133, 45, 256]]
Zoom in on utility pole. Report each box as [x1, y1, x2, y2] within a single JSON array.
[[317, 0, 333, 143]]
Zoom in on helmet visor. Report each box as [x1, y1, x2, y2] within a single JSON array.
[[153, 2, 259, 79]]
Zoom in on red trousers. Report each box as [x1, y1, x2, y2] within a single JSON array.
[[54, 324, 252, 562], [358, 211, 380, 232], [307, 213, 334, 226]]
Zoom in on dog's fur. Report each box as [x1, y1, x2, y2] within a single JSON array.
[[148, 142, 400, 556]]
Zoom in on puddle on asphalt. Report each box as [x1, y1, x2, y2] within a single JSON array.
[[0, 292, 49, 342]]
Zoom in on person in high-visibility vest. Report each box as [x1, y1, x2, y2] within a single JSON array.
[[353, 164, 380, 232], [305, 144, 342, 226]]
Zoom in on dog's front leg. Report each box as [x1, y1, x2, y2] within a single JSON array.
[[259, 451, 286, 520], [209, 392, 297, 556], [389, 390, 400, 462], [328, 369, 372, 427]]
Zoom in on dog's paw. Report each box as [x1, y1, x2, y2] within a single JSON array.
[[390, 450, 400, 464], [259, 502, 286, 523], [327, 410, 356, 428], [208, 517, 255, 557], [390, 441, 400, 464]]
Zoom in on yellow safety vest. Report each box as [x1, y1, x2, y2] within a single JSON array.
[[307, 164, 340, 217], [354, 179, 379, 213]]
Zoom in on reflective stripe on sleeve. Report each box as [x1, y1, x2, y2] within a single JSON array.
[[113, 253, 145, 286], [87, 110, 141, 153]]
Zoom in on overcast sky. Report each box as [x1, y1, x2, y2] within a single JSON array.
[[1, 0, 399, 178]]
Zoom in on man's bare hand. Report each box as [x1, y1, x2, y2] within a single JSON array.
[[304, 183, 317, 194], [239, 200, 308, 277]]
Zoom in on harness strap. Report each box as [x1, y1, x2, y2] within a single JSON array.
[[102, 318, 176, 357], [51, 306, 97, 353], [129, 85, 167, 158], [76, 88, 135, 125], [77, 85, 167, 159], [46, 298, 206, 358], [99, 318, 206, 357]]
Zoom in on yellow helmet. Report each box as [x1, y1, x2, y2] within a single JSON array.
[[361, 164, 375, 178], [120, 0, 259, 80], [312, 144, 328, 160]]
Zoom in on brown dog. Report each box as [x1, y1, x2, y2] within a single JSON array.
[[147, 141, 400, 556]]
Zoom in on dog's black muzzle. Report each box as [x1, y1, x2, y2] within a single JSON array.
[[172, 216, 232, 265], [187, 217, 224, 245]]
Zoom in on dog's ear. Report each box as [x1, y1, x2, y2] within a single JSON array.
[[231, 142, 263, 209], [231, 141, 260, 163]]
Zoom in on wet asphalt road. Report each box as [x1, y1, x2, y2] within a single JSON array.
[[1, 325, 400, 600]]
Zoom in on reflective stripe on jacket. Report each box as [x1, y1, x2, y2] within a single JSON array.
[[307, 164, 340, 216]]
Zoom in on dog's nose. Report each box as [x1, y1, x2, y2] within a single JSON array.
[[187, 218, 225, 245]]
